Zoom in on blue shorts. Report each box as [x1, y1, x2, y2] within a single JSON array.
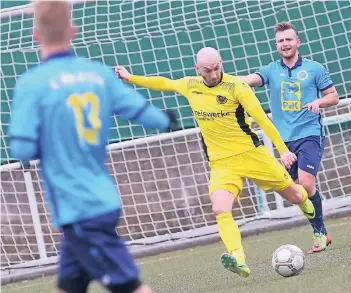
[[285, 135, 325, 181], [57, 210, 140, 293]]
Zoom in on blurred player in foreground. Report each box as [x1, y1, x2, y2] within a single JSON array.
[[9, 1, 177, 293], [241, 22, 339, 253], [115, 47, 315, 278]]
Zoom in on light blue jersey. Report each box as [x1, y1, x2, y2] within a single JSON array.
[[256, 55, 333, 142], [9, 50, 170, 227]]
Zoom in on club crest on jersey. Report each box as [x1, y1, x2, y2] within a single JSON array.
[[297, 70, 308, 81], [216, 95, 227, 104]]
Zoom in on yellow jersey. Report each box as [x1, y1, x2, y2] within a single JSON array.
[[128, 73, 288, 161]]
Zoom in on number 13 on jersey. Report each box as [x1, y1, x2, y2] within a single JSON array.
[[67, 92, 101, 145]]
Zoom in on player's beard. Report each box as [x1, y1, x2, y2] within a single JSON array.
[[203, 71, 223, 87], [279, 47, 297, 60]]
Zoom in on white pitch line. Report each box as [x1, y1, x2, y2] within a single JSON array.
[[137, 255, 182, 266]]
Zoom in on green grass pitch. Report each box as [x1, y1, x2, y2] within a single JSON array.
[[2, 217, 351, 293]]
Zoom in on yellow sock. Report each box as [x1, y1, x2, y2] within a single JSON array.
[[296, 184, 308, 202], [216, 212, 243, 254]]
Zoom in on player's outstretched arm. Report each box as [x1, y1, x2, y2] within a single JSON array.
[[237, 82, 296, 169], [115, 66, 181, 93], [9, 77, 40, 161], [239, 74, 263, 87], [111, 74, 177, 131]]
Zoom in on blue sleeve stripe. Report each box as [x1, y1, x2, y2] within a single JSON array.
[[9, 136, 37, 143], [255, 73, 265, 87], [320, 83, 334, 92], [129, 101, 150, 121]]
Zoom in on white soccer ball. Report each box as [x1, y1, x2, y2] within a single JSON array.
[[272, 244, 305, 277]]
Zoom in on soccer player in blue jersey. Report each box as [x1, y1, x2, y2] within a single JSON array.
[[9, 1, 177, 293], [242, 22, 339, 253]]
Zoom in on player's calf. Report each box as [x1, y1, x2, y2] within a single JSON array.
[[298, 170, 328, 236], [278, 183, 315, 219], [210, 187, 250, 276], [278, 182, 305, 204], [210, 189, 244, 253]]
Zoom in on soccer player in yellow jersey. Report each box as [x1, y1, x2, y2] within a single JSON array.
[[115, 47, 315, 278]]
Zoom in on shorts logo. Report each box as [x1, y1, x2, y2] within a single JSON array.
[[101, 274, 111, 285], [284, 173, 289, 179], [216, 95, 227, 104], [306, 164, 315, 170], [297, 70, 308, 81]]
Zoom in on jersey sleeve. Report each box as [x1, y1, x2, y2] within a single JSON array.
[[236, 81, 288, 155], [236, 81, 262, 112], [9, 75, 40, 142], [10, 139, 38, 161], [255, 63, 272, 86], [128, 75, 189, 96], [315, 63, 333, 91], [108, 72, 170, 130]]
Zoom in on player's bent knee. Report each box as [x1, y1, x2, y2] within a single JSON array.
[[210, 189, 236, 215], [212, 199, 232, 215], [298, 169, 317, 195], [297, 178, 315, 196]]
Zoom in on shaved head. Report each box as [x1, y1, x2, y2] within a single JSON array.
[[33, 0, 73, 46], [195, 47, 223, 87], [196, 47, 221, 66]]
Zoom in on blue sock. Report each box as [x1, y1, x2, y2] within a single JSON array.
[[308, 190, 327, 235]]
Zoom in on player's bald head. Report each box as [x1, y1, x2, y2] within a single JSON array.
[[195, 47, 223, 87], [196, 47, 221, 66], [33, 0, 73, 45]]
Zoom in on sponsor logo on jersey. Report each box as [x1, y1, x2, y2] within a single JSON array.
[[216, 95, 227, 104], [192, 90, 203, 95], [282, 101, 301, 111], [281, 81, 301, 111], [192, 110, 231, 121]]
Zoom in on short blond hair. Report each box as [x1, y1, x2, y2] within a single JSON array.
[[33, 0, 72, 45], [274, 22, 299, 37]]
